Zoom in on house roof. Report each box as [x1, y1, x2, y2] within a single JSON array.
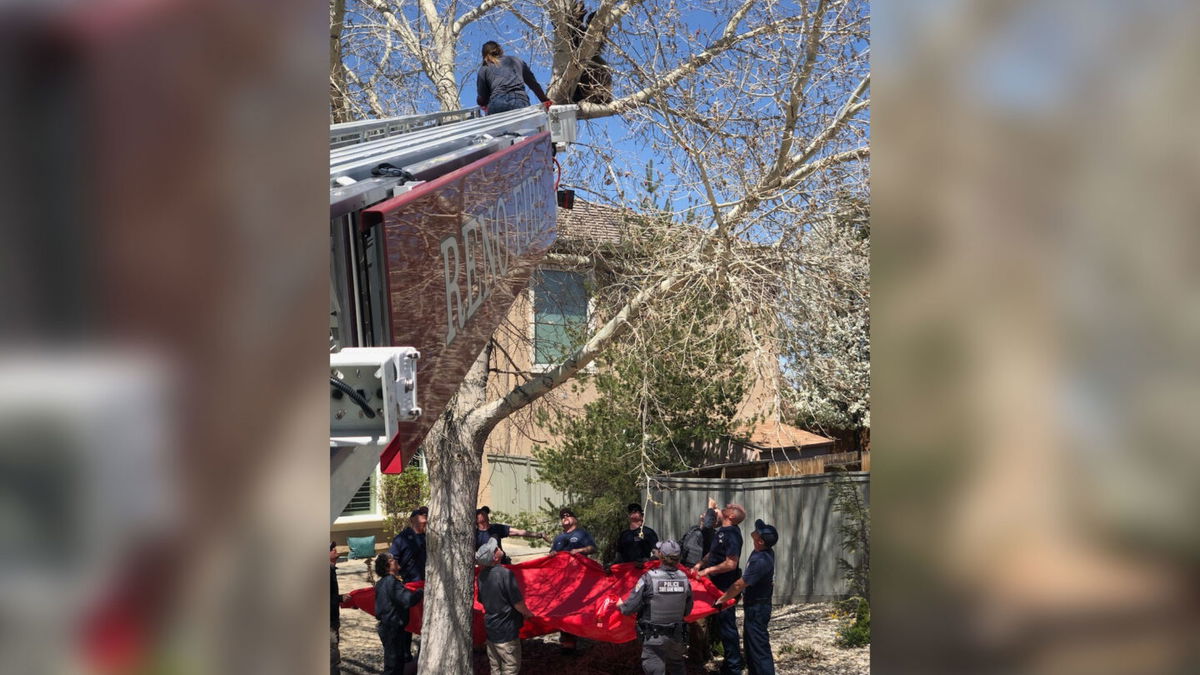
[[555, 200, 626, 245], [739, 420, 834, 449]]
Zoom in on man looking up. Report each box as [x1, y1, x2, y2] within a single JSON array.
[[693, 502, 746, 674], [613, 502, 659, 566], [476, 538, 534, 675], [475, 506, 551, 563], [549, 507, 597, 557], [715, 519, 779, 675], [549, 506, 596, 652]]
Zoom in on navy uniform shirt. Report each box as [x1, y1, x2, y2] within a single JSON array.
[[388, 527, 427, 582], [741, 549, 775, 605], [614, 525, 659, 563], [475, 523, 512, 551], [551, 528, 596, 553], [702, 524, 743, 590], [475, 55, 548, 108]]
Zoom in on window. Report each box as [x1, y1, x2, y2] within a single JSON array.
[[340, 473, 375, 516], [533, 269, 588, 366]]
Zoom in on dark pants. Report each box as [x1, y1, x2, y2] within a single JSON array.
[[487, 93, 528, 114], [377, 622, 413, 675], [714, 605, 743, 674], [641, 636, 686, 675], [743, 603, 775, 675]]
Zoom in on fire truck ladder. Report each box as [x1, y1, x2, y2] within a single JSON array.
[[329, 104, 577, 522]]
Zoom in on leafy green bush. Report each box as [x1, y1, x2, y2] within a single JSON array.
[[380, 469, 429, 539], [836, 597, 871, 648]]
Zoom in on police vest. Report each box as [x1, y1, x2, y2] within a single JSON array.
[[637, 566, 692, 625]]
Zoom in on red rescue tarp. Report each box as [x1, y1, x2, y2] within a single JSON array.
[[340, 553, 729, 645]]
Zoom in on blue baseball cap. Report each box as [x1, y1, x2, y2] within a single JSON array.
[[753, 519, 779, 547]]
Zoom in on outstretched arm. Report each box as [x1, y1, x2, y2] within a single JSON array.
[[618, 577, 647, 615], [521, 60, 550, 103]]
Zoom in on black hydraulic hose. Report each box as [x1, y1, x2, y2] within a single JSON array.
[[330, 377, 376, 418]]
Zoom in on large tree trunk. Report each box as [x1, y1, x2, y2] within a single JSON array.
[[417, 345, 494, 672]]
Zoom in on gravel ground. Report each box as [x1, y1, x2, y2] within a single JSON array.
[[334, 555, 868, 674]]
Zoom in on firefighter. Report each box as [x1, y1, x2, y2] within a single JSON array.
[[714, 519, 779, 675], [619, 540, 694, 675], [385, 506, 427, 666], [476, 41, 553, 115], [613, 502, 659, 565], [550, 507, 596, 652], [693, 502, 747, 674], [475, 506, 550, 564], [549, 507, 597, 556]]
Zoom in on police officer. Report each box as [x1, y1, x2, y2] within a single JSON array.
[[715, 519, 778, 675], [613, 503, 659, 565], [619, 540, 694, 675], [693, 502, 747, 674]]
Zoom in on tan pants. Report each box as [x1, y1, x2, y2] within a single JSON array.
[[487, 638, 521, 675]]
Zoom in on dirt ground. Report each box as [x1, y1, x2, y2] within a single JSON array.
[[334, 556, 868, 675]]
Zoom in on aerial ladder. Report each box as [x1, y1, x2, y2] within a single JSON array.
[[329, 104, 579, 522]]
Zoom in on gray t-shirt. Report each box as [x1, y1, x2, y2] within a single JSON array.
[[475, 55, 548, 107], [477, 565, 525, 643]]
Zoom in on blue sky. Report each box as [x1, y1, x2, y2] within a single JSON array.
[[342, 0, 869, 225]]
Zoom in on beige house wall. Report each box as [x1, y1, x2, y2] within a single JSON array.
[[476, 277, 787, 507]]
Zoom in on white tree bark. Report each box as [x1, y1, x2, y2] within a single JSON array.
[[417, 344, 495, 673]]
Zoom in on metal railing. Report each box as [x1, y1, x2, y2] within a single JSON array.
[[329, 108, 482, 149]]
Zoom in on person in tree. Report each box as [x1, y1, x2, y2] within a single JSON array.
[[475, 41, 553, 115], [613, 502, 659, 565], [475, 506, 552, 564]]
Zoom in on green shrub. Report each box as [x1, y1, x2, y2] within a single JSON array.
[[836, 597, 871, 648], [380, 469, 429, 539]]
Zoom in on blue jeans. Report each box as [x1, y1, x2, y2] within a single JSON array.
[[714, 605, 744, 674], [743, 603, 775, 675], [487, 93, 528, 114]]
